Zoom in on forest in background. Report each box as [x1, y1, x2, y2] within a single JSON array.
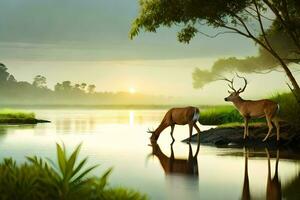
[[0, 63, 178, 106]]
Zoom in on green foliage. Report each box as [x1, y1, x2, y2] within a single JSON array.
[[271, 92, 300, 128], [0, 144, 148, 200], [0, 109, 38, 124], [130, 0, 300, 92], [199, 106, 244, 125], [130, 0, 251, 41]]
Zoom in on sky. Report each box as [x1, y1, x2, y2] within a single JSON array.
[[0, 0, 297, 104]]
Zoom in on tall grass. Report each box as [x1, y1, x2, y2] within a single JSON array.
[[0, 109, 38, 123], [0, 143, 148, 200], [0, 109, 35, 119], [272, 92, 300, 128], [199, 106, 243, 125]]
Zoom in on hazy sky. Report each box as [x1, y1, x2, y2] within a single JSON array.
[[0, 0, 297, 104]]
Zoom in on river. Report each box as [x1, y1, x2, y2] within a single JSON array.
[[0, 108, 299, 200]]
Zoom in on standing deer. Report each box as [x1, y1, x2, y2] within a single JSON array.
[[224, 75, 280, 142], [147, 106, 201, 143]]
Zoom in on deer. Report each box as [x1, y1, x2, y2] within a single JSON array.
[[148, 140, 200, 176], [265, 148, 281, 200], [241, 148, 251, 200], [147, 106, 201, 143], [241, 148, 281, 200], [223, 74, 280, 142]]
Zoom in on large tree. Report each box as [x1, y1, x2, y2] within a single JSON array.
[[130, 0, 300, 101]]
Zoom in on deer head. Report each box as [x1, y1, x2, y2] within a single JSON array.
[[147, 128, 158, 142], [224, 74, 248, 102]]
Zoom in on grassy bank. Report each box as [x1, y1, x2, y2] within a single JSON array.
[[0, 109, 47, 124], [0, 143, 147, 200], [199, 93, 300, 128]]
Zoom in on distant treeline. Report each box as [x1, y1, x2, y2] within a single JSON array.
[[0, 63, 176, 105]]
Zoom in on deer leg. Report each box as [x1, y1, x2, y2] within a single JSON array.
[[170, 125, 175, 143], [243, 117, 249, 139], [188, 143, 193, 161], [265, 148, 271, 181], [275, 149, 279, 177], [170, 142, 174, 160], [193, 124, 201, 143], [263, 116, 273, 142], [188, 123, 193, 143], [272, 118, 280, 142]]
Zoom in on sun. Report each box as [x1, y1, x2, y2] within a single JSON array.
[[129, 87, 136, 94]]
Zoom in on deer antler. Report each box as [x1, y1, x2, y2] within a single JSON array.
[[147, 128, 155, 134], [222, 77, 237, 92], [236, 73, 248, 93]]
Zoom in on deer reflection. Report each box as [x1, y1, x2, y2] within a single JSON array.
[[266, 149, 281, 200], [241, 148, 281, 200], [242, 149, 250, 200], [149, 141, 200, 176]]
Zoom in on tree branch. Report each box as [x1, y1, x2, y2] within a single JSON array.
[[197, 30, 237, 38], [263, 0, 300, 52]]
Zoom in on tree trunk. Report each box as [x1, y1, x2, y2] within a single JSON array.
[[278, 58, 300, 103]]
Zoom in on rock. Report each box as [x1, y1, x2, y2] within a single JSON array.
[[182, 124, 300, 149]]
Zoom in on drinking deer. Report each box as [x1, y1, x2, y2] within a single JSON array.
[[147, 106, 201, 143], [224, 75, 280, 142]]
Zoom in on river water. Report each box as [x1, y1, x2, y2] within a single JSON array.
[[0, 108, 299, 200]]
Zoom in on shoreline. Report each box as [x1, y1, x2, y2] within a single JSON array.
[[0, 119, 50, 125], [182, 124, 300, 150]]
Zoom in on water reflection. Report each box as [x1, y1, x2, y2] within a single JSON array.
[[242, 148, 282, 200], [149, 141, 200, 176]]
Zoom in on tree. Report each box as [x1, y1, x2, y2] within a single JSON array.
[[87, 84, 96, 94], [130, 0, 300, 101], [62, 81, 72, 91], [0, 63, 10, 84], [80, 83, 87, 92], [32, 75, 47, 88], [54, 83, 63, 92]]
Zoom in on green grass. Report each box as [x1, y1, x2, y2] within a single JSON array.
[[0, 109, 39, 124], [0, 143, 148, 200], [199, 92, 300, 128], [199, 106, 243, 125], [271, 92, 300, 127]]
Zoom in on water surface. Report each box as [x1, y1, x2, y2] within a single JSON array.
[[0, 109, 299, 200]]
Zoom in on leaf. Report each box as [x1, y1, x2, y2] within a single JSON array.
[[71, 165, 98, 184], [71, 157, 88, 179], [56, 143, 67, 176], [64, 143, 82, 181]]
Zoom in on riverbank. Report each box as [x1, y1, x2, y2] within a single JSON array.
[[0, 110, 50, 124], [190, 92, 300, 149], [183, 123, 300, 149]]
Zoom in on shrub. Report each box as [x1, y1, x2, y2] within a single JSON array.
[[0, 143, 148, 200]]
